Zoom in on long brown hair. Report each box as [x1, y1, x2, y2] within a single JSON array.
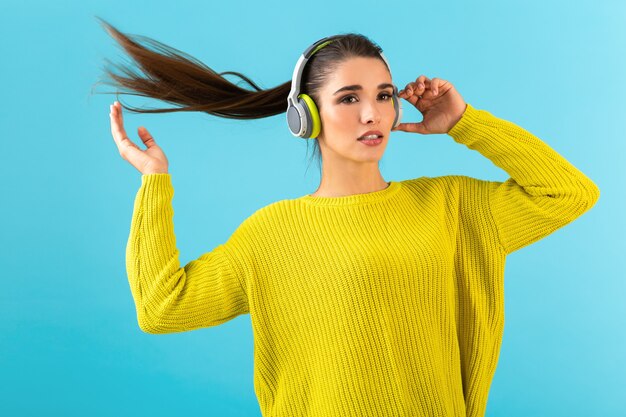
[[93, 17, 389, 174]]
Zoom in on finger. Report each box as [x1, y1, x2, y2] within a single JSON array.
[[109, 104, 122, 146], [400, 81, 421, 100], [400, 78, 416, 93], [399, 76, 431, 99], [398, 82, 413, 96], [416, 75, 429, 85], [111, 103, 142, 151], [109, 103, 143, 160], [430, 77, 441, 96], [113, 101, 127, 135], [413, 77, 439, 99], [109, 102, 130, 149], [416, 75, 430, 95], [115, 100, 124, 123], [392, 122, 429, 134], [402, 82, 415, 97], [399, 87, 427, 107], [137, 126, 158, 149], [400, 87, 420, 106]]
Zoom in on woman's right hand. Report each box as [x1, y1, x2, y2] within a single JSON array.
[[109, 101, 169, 175]]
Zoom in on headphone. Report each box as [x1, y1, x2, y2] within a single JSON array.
[[286, 35, 403, 139]]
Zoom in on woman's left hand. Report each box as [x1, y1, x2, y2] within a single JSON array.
[[393, 75, 467, 135]]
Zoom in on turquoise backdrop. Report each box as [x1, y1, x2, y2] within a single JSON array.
[[1, 0, 623, 415]]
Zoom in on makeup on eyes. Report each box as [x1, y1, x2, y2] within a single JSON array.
[[338, 92, 393, 104]]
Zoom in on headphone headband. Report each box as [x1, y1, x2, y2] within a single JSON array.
[[286, 36, 341, 114]]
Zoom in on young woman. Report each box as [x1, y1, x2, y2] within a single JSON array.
[[102, 19, 599, 417]]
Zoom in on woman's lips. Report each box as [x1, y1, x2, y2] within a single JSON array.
[[358, 130, 384, 139], [358, 137, 383, 146]]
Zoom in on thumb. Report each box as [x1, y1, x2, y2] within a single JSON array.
[[393, 122, 429, 135], [137, 126, 157, 148]]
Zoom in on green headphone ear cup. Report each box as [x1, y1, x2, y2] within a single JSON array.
[[298, 93, 321, 138]]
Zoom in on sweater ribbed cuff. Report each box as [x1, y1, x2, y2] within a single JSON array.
[[141, 172, 171, 186], [447, 103, 485, 145]]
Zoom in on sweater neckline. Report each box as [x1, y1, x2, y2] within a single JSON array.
[[297, 181, 402, 206]]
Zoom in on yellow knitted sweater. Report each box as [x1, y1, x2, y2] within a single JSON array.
[[126, 103, 599, 417]]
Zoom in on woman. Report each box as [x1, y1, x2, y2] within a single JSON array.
[[101, 19, 599, 417]]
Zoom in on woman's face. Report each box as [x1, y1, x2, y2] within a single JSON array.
[[315, 56, 396, 164]]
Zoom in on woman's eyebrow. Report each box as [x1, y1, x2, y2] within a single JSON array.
[[333, 83, 394, 95]]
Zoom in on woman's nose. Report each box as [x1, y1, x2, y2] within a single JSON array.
[[361, 102, 382, 124]]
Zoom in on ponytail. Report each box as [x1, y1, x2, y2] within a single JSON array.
[[93, 17, 290, 119]]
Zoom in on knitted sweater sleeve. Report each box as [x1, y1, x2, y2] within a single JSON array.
[[125, 173, 249, 334], [448, 103, 600, 255]]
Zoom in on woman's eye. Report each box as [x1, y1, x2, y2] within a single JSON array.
[[340, 93, 393, 104]]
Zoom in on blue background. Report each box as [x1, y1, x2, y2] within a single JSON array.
[[1, 0, 623, 416]]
